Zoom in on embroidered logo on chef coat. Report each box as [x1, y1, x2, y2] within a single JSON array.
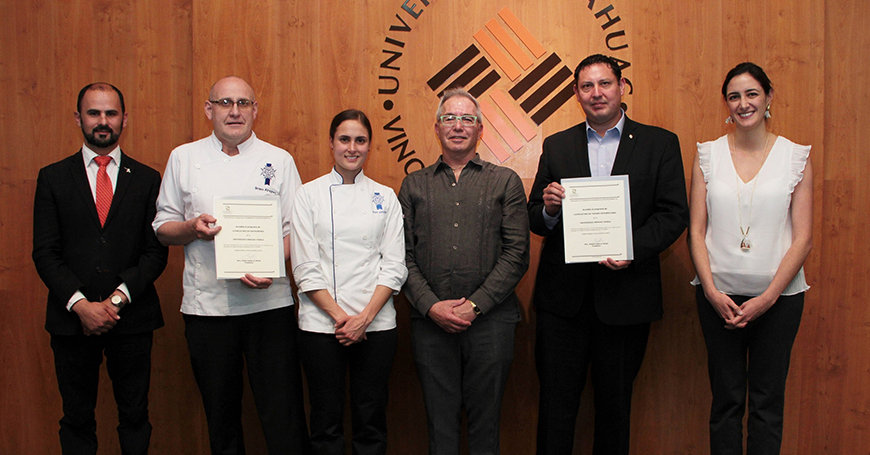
[[260, 163, 276, 185], [372, 192, 386, 213]]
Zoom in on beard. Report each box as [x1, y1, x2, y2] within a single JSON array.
[[83, 124, 122, 149]]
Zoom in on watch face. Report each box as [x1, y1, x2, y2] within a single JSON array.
[[111, 295, 123, 305]]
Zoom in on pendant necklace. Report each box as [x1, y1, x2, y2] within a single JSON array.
[[733, 132, 772, 252]]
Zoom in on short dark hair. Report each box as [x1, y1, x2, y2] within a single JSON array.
[[721, 62, 773, 97], [574, 54, 622, 84], [329, 109, 373, 141], [77, 83, 125, 114]]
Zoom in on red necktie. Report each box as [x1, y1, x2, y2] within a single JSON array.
[[94, 155, 113, 226]]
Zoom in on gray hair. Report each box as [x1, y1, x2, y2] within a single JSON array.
[[435, 88, 482, 122]]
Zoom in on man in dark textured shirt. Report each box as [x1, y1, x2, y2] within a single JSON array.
[[398, 88, 530, 455]]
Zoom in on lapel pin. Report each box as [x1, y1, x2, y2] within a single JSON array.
[[629, 134, 634, 140], [125, 167, 131, 173]]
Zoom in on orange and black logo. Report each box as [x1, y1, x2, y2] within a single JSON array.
[[427, 8, 576, 163], [378, 1, 634, 174]]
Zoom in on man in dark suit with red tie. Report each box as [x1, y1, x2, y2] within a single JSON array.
[[529, 55, 689, 454], [32, 82, 168, 455]]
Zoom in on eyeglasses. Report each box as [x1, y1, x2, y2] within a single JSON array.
[[209, 98, 255, 110], [439, 115, 479, 127]]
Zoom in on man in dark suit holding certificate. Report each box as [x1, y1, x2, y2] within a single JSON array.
[[33, 82, 168, 454], [528, 54, 689, 455]]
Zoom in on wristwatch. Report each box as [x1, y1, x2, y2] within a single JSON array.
[[111, 294, 126, 311], [469, 300, 482, 316]]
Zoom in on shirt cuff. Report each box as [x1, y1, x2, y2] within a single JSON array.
[[67, 283, 131, 312], [67, 291, 86, 312], [416, 293, 441, 318], [117, 283, 131, 304], [543, 206, 561, 230]]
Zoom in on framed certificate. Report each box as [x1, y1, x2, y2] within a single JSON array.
[[213, 196, 286, 279], [561, 175, 633, 264]]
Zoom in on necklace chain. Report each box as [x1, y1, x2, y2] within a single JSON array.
[[733, 132, 772, 251]]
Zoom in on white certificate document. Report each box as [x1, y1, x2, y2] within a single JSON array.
[[213, 196, 286, 279], [561, 176, 633, 263]]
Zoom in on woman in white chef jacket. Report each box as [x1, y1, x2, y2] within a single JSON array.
[[291, 109, 408, 455]]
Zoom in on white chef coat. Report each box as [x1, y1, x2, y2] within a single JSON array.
[[153, 132, 302, 315], [291, 168, 407, 333]]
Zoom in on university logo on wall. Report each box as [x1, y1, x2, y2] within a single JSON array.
[[377, 0, 634, 177]]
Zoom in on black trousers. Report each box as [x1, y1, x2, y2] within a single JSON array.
[[696, 287, 804, 455], [298, 328, 397, 455], [183, 306, 310, 455], [535, 298, 650, 455], [412, 316, 516, 455], [50, 331, 154, 455]]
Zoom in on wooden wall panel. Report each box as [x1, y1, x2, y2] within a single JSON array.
[[0, 0, 194, 453], [1, 0, 868, 453], [807, 0, 870, 453]]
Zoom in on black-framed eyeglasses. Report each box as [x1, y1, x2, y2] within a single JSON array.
[[209, 98, 255, 110], [439, 115, 478, 127]]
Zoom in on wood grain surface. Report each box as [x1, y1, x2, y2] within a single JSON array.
[[0, 0, 865, 453]]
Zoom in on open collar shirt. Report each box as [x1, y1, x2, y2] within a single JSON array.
[[586, 109, 626, 177], [543, 111, 626, 230], [398, 154, 530, 322]]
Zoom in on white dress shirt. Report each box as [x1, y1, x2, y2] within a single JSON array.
[[68, 144, 130, 310]]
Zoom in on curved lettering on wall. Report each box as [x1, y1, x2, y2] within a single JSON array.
[[375, 0, 635, 179]]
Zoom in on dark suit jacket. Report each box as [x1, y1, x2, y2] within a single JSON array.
[[528, 117, 689, 325], [33, 150, 168, 335]]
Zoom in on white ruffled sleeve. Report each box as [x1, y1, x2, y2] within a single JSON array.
[[788, 142, 811, 194], [696, 141, 713, 183]]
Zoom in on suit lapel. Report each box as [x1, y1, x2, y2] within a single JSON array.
[[68, 150, 102, 228], [611, 117, 638, 175], [574, 123, 592, 178], [105, 151, 134, 227]]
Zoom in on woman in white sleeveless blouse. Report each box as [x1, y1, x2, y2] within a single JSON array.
[[688, 63, 813, 455]]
